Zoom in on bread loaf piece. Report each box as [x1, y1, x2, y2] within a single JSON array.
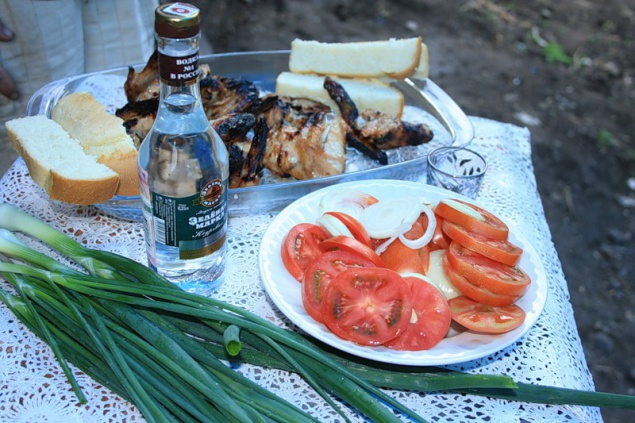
[[412, 42, 429, 79], [51, 92, 139, 196], [5, 115, 119, 205], [275, 72, 404, 118], [289, 37, 423, 79]]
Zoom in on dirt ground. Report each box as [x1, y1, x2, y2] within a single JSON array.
[[193, 0, 635, 421]]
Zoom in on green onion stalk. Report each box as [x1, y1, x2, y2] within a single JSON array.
[[0, 204, 633, 422]]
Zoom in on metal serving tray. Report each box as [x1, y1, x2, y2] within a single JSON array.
[[27, 51, 473, 219]]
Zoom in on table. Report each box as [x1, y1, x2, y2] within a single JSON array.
[[0, 117, 602, 422]]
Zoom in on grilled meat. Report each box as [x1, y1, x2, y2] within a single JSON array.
[[116, 52, 434, 190], [200, 75, 261, 119], [324, 76, 433, 156], [115, 98, 159, 148], [124, 50, 160, 102], [230, 117, 268, 188], [259, 95, 346, 180], [210, 113, 258, 186]]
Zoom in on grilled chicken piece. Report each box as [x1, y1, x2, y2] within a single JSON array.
[[200, 75, 261, 119], [117, 74, 263, 143], [210, 113, 257, 185], [259, 95, 346, 180], [124, 49, 213, 103], [323, 76, 433, 160], [124, 51, 160, 102], [115, 98, 159, 148], [230, 117, 268, 188]]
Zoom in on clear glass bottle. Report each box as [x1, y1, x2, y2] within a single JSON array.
[[138, 2, 229, 292]]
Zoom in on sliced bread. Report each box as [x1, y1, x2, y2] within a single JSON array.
[[51, 92, 139, 196], [289, 37, 422, 79], [275, 72, 404, 118], [5, 115, 119, 205], [412, 42, 429, 79]]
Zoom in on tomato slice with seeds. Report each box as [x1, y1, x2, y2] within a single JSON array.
[[442, 253, 518, 307], [323, 211, 371, 246], [321, 267, 412, 346], [302, 250, 376, 323], [446, 242, 530, 297], [318, 235, 385, 267], [281, 223, 328, 281], [434, 199, 509, 240], [442, 220, 523, 266], [379, 221, 430, 275], [448, 295, 526, 334], [385, 275, 451, 351]]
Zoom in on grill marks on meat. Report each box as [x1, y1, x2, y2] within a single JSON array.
[[260, 96, 346, 180], [115, 98, 159, 148], [124, 50, 160, 102], [200, 75, 261, 119], [323, 76, 433, 157], [115, 51, 434, 190]]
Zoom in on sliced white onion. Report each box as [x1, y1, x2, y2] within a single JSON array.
[[398, 205, 436, 250], [316, 214, 353, 239], [317, 188, 377, 219], [359, 197, 423, 239], [440, 199, 484, 221], [373, 222, 412, 255]]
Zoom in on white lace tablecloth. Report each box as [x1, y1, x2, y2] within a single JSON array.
[[0, 117, 601, 422]]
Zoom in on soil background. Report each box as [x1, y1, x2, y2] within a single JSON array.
[[193, 1, 635, 422]]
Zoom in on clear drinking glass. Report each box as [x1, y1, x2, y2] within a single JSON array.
[[426, 146, 487, 199]]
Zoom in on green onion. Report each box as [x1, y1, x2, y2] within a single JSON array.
[[223, 325, 242, 356], [1, 203, 635, 423]]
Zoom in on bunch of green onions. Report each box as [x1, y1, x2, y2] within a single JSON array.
[[0, 204, 633, 422]]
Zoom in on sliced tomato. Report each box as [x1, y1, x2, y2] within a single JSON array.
[[385, 275, 451, 351], [281, 223, 329, 281], [318, 235, 385, 267], [302, 251, 376, 323], [442, 253, 518, 307], [418, 211, 451, 251], [434, 199, 509, 240], [379, 221, 430, 274], [448, 295, 526, 334], [442, 220, 523, 266], [321, 267, 412, 346], [323, 211, 371, 246], [446, 242, 530, 296]]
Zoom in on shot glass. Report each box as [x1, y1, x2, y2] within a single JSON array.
[[426, 146, 487, 199]]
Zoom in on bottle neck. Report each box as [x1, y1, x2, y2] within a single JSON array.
[[156, 33, 202, 101]]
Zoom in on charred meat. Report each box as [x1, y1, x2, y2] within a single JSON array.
[[115, 98, 159, 148], [324, 76, 433, 156], [124, 50, 160, 102], [200, 75, 262, 119]]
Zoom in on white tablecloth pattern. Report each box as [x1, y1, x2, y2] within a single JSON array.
[[0, 117, 602, 422]]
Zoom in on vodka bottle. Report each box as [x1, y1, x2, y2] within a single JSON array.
[[138, 3, 229, 292]]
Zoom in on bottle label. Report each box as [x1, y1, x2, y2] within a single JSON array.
[[151, 178, 228, 260], [159, 51, 199, 85]]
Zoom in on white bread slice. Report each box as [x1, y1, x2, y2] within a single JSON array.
[[289, 37, 422, 79], [51, 92, 139, 196], [275, 72, 404, 118], [412, 42, 429, 79], [5, 115, 119, 205]]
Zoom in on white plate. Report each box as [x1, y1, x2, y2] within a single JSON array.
[[258, 180, 548, 366]]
